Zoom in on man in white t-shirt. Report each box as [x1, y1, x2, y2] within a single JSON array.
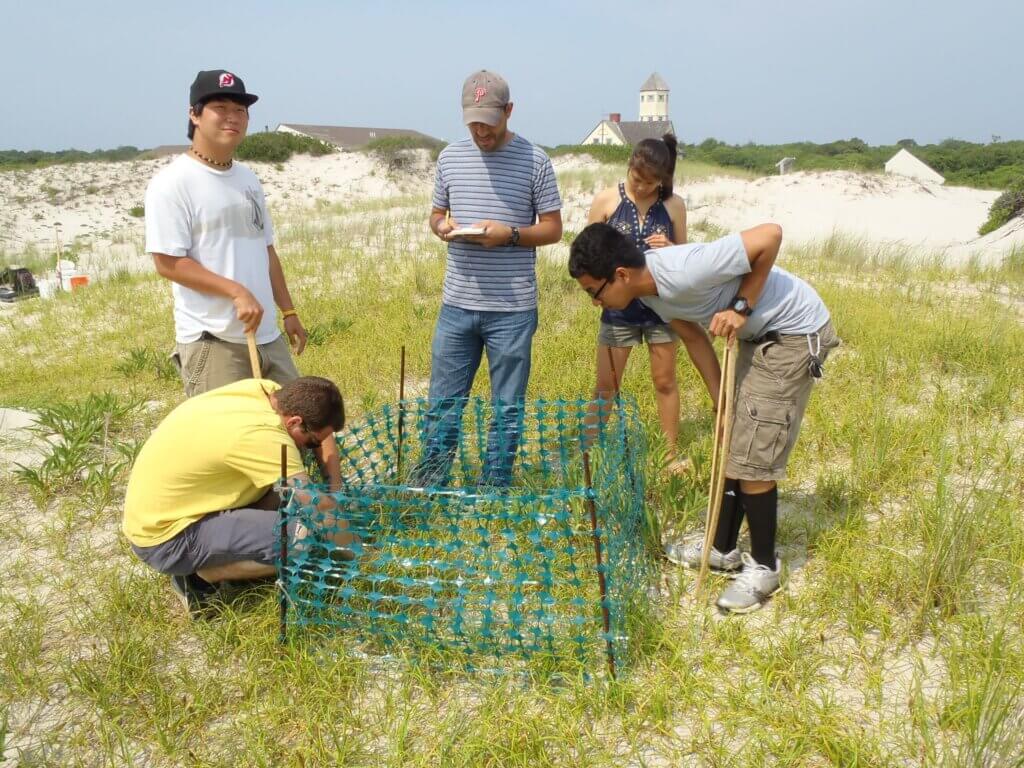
[[145, 69, 339, 486], [569, 222, 840, 614]]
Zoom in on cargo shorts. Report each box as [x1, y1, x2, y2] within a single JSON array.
[[726, 320, 840, 481], [172, 332, 299, 397]]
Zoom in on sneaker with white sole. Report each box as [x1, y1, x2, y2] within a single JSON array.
[[715, 553, 781, 614], [663, 537, 742, 575]]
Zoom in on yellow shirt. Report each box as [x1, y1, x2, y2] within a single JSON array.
[[123, 379, 305, 547]]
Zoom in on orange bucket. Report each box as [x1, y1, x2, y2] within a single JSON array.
[[69, 275, 89, 290]]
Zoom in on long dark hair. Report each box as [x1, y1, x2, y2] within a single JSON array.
[[629, 133, 678, 196]]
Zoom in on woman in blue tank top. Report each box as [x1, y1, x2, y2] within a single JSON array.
[[587, 134, 689, 474]]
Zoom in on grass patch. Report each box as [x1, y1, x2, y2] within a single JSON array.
[[1, 189, 1022, 764]]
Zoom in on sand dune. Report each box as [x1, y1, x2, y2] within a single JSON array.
[[681, 170, 1008, 262], [0, 151, 1018, 278]]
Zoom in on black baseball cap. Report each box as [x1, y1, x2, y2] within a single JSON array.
[[189, 70, 259, 107]]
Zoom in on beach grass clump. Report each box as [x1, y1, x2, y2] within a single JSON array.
[[362, 136, 447, 168]]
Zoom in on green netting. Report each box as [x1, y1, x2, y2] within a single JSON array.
[[277, 395, 653, 675]]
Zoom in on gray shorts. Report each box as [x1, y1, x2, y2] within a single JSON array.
[[172, 333, 299, 398], [131, 507, 294, 576], [598, 321, 678, 348], [726, 320, 841, 481]]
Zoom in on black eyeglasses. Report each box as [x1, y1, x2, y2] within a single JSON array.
[[587, 278, 610, 301], [298, 422, 322, 448]]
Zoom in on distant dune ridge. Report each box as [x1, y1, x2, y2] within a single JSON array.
[[0, 150, 1019, 282]]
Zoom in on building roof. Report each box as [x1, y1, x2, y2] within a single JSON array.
[[884, 148, 945, 183], [617, 120, 675, 145], [639, 72, 670, 92], [277, 124, 442, 150]]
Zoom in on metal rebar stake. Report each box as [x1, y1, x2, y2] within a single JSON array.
[[397, 345, 406, 481], [278, 444, 288, 645], [583, 451, 616, 679], [606, 347, 636, 496]]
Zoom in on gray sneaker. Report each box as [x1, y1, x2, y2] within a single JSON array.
[[663, 537, 742, 576], [715, 553, 781, 614]]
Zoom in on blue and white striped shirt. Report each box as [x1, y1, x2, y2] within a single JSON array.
[[433, 135, 562, 311]]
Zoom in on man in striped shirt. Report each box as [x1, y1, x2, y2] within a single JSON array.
[[416, 69, 563, 487]]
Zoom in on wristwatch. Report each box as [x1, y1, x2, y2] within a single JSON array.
[[506, 226, 520, 247], [730, 295, 753, 316]]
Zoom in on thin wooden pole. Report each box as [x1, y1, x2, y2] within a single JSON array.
[[246, 330, 261, 379], [583, 451, 616, 679], [696, 340, 737, 596], [278, 444, 289, 645], [397, 345, 406, 480]]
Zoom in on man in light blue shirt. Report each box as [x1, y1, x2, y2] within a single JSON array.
[[569, 222, 840, 614], [414, 70, 563, 488]]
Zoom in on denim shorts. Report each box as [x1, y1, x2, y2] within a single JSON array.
[[598, 321, 678, 348]]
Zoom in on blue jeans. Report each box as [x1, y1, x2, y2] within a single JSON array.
[[415, 304, 538, 487]]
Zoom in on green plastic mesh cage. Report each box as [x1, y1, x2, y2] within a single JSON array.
[[277, 395, 653, 676]]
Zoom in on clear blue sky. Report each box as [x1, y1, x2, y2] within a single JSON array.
[[1, 0, 1019, 152]]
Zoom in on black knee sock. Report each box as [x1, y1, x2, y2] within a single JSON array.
[[712, 479, 742, 552], [741, 486, 778, 568]]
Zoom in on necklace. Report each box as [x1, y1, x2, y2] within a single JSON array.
[[190, 147, 232, 169]]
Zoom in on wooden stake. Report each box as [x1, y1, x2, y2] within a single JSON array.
[[583, 451, 617, 679], [696, 340, 737, 596], [246, 330, 261, 379]]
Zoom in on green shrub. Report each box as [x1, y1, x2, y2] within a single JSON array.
[[979, 176, 1024, 235], [128, 205, 144, 218], [681, 138, 1024, 190], [0, 146, 141, 172], [235, 132, 335, 163], [549, 144, 633, 164], [362, 136, 447, 169]]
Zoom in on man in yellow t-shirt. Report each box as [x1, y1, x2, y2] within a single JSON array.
[[124, 376, 345, 614]]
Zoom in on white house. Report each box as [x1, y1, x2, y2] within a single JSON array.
[[580, 73, 675, 147], [580, 114, 676, 148], [884, 149, 944, 184]]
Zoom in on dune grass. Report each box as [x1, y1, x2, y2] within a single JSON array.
[[1, 167, 1023, 766], [557, 159, 755, 200]]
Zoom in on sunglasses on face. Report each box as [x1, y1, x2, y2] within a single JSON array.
[[587, 278, 610, 301], [298, 422, 322, 448]]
